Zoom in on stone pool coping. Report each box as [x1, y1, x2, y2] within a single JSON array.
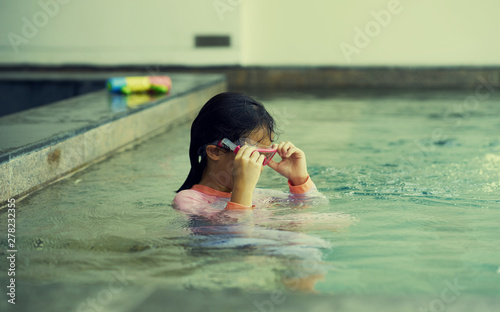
[[0, 73, 226, 206], [2, 66, 499, 90]]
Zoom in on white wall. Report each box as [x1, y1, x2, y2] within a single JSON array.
[[0, 0, 242, 65], [1, 0, 499, 66], [242, 0, 500, 66]]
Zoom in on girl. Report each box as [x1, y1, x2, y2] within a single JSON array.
[[173, 92, 318, 215], [172, 92, 352, 292]]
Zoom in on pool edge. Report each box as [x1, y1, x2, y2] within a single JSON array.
[[0, 77, 227, 208]]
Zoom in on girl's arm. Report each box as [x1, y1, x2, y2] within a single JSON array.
[[267, 141, 325, 201], [267, 141, 309, 188], [229, 145, 266, 208]]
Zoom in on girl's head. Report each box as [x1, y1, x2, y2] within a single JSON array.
[[177, 92, 276, 192]]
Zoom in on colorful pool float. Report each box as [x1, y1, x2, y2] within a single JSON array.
[[107, 76, 172, 95]]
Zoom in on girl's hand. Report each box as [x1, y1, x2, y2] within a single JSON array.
[[230, 145, 266, 206], [268, 141, 309, 186]]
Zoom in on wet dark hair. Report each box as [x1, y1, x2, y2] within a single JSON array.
[[176, 92, 276, 192]]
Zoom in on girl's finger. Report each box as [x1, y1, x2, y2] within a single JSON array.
[[277, 142, 287, 157], [243, 146, 257, 159], [250, 149, 261, 162], [286, 147, 297, 158], [281, 141, 293, 157], [257, 154, 266, 165], [235, 145, 248, 159], [267, 159, 279, 170]]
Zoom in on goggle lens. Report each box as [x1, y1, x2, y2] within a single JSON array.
[[216, 138, 277, 166]]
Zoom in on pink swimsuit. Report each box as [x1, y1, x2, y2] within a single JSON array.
[[172, 175, 318, 218]]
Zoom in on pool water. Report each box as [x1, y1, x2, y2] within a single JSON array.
[[1, 90, 499, 310]]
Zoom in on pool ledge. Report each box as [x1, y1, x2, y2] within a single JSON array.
[[0, 73, 226, 206]]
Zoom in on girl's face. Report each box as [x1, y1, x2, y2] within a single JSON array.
[[213, 127, 273, 190]]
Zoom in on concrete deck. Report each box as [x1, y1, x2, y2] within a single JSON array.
[[0, 73, 226, 206]]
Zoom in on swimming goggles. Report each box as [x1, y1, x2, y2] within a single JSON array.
[[213, 138, 277, 166]]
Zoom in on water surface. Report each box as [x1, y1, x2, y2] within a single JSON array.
[[1, 90, 499, 310]]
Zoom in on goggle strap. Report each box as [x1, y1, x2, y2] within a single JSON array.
[[219, 138, 240, 153]]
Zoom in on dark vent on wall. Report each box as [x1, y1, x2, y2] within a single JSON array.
[[195, 35, 231, 48]]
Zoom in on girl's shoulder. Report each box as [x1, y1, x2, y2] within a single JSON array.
[[173, 187, 214, 204], [173, 188, 209, 208], [173, 186, 230, 213]]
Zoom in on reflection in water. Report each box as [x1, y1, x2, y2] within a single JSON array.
[[176, 190, 354, 292], [108, 94, 164, 112]]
